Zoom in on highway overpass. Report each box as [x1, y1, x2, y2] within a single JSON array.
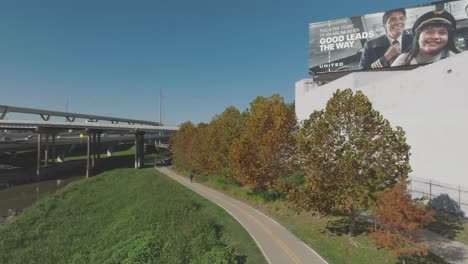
[[0, 105, 178, 178]]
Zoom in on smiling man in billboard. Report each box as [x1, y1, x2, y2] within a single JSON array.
[[359, 8, 413, 69]]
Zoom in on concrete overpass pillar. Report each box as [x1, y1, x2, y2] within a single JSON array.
[[91, 132, 96, 168], [35, 128, 61, 177], [86, 129, 102, 177], [97, 133, 101, 161], [134, 131, 145, 169], [134, 133, 139, 168], [51, 134, 56, 164], [37, 133, 42, 177], [141, 134, 145, 167], [86, 131, 91, 178], [44, 133, 49, 167]]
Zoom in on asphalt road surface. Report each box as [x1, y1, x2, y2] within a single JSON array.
[[157, 167, 328, 264]]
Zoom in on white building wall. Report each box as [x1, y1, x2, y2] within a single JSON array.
[[295, 52, 468, 187]]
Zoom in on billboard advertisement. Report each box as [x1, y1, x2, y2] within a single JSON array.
[[309, 0, 468, 75]]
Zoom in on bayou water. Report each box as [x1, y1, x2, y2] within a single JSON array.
[[0, 176, 83, 217]]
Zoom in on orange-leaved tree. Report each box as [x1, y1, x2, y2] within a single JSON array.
[[170, 121, 197, 169], [204, 106, 245, 179], [370, 182, 434, 261], [230, 94, 296, 191], [191, 122, 210, 173]]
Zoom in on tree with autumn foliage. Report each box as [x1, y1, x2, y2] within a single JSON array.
[[202, 107, 245, 179], [291, 89, 411, 220], [370, 182, 434, 261], [190, 122, 210, 173], [230, 94, 296, 191], [170, 121, 197, 169]]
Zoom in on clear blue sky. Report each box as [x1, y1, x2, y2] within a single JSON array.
[[0, 0, 429, 126]]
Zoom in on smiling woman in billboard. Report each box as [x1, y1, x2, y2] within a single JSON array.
[[391, 10, 460, 66]]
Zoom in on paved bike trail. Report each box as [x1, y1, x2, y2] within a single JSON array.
[[156, 167, 328, 264]]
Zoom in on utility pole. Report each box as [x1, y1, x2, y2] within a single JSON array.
[[159, 89, 163, 126], [158, 89, 163, 148], [66, 96, 69, 113]]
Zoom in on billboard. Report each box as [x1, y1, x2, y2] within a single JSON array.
[[309, 0, 468, 75]]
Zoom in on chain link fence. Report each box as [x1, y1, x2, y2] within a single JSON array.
[[409, 176, 468, 215]]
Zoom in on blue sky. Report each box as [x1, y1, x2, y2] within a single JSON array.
[[0, 0, 430, 126]]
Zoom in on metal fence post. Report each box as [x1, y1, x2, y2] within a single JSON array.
[[459, 185, 462, 209], [409, 176, 412, 199], [410, 177, 467, 215], [429, 179, 432, 201]]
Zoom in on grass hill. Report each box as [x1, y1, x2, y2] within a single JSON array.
[[0, 168, 266, 264]]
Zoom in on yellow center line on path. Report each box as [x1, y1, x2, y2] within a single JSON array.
[[194, 186, 303, 264]]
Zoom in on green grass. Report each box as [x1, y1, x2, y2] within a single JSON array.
[[456, 222, 468, 244], [264, 203, 447, 264], [63, 146, 168, 172], [0, 168, 266, 264], [64, 146, 141, 161], [174, 167, 276, 205], [172, 167, 451, 264]]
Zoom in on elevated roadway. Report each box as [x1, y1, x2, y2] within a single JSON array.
[[0, 104, 161, 126], [0, 106, 178, 178]]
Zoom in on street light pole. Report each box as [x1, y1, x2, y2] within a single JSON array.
[[159, 89, 162, 126]]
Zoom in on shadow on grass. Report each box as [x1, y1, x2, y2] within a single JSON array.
[[426, 210, 465, 240], [211, 222, 248, 264], [245, 189, 280, 204], [399, 252, 449, 264], [323, 216, 371, 236], [209, 223, 223, 238], [235, 255, 247, 264]]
